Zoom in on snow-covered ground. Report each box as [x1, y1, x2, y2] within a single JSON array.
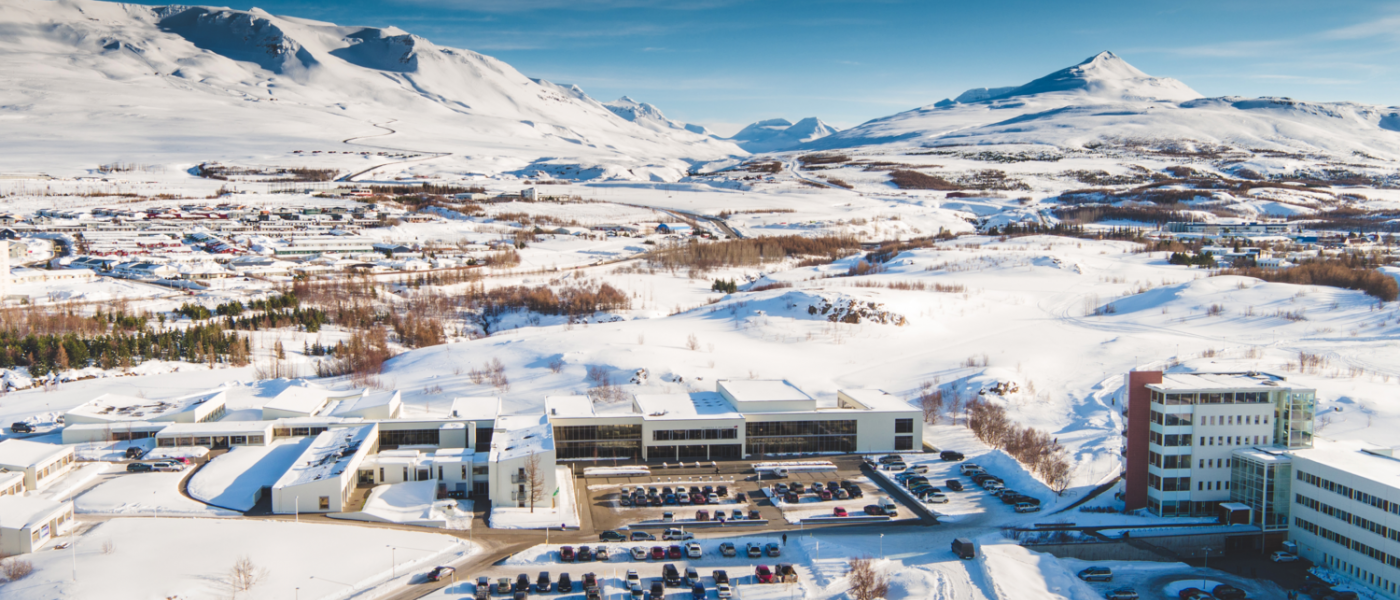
[[187, 438, 314, 512], [0, 518, 474, 600], [75, 471, 238, 517], [490, 466, 580, 529], [331, 480, 473, 529]]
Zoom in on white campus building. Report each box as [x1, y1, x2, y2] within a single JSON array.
[[271, 424, 378, 514], [0, 439, 76, 492], [64, 389, 228, 426], [0, 496, 74, 555]]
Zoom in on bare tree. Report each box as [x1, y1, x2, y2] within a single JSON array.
[[525, 452, 545, 513], [686, 333, 700, 351], [548, 356, 565, 374], [919, 388, 943, 424], [1041, 452, 1073, 495], [846, 556, 890, 600], [228, 555, 268, 595], [1, 555, 35, 581]]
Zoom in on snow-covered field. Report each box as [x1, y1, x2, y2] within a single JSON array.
[[75, 471, 238, 517], [188, 438, 314, 512], [331, 481, 474, 529], [0, 518, 474, 600]]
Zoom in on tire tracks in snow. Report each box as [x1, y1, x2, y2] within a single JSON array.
[[338, 119, 452, 182]]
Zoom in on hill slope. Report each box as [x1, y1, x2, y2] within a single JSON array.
[[0, 0, 742, 178]]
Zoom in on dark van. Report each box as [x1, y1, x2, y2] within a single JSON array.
[[952, 538, 975, 559]]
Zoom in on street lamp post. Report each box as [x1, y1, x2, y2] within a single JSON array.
[[880, 534, 885, 559], [388, 545, 397, 579], [1202, 546, 1212, 591]]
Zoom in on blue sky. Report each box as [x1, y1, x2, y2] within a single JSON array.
[[135, 0, 1398, 135]]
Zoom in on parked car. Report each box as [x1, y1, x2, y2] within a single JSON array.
[[952, 538, 976, 559], [595, 545, 610, 561], [514, 574, 531, 593], [650, 546, 666, 560], [630, 546, 647, 560], [582, 572, 599, 592], [846, 487, 864, 498], [560, 546, 575, 562], [9, 422, 34, 434], [665, 494, 678, 505], [746, 543, 763, 558], [716, 485, 728, 497], [124, 446, 144, 459], [667, 545, 682, 560], [600, 530, 627, 542], [513, 592, 527, 600], [685, 542, 702, 559], [715, 583, 732, 599], [689, 583, 705, 600], [863, 505, 886, 516], [650, 581, 665, 600], [748, 509, 761, 520], [719, 543, 737, 558], [535, 572, 552, 593], [754, 565, 773, 584], [495, 576, 511, 595], [684, 566, 700, 587], [706, 493, 719, 504], [428, 566, 456, 582], [1077, 567, 1113, 582], [663, 564, 681, 587], [1212, 584, 1246, 600], [626, 570, 641, 590], [764, 542, 781, 557], [631, 531, 656, 541], [1176, 588, 1211, 600], [878, 455, 903, 464], [903, 465, 930, 474], [834, 488, 850, 500], [783, 492, 799, 504], [712, 570, 730, 585], [558, 573, 574, 593], [695, 509, 709, 522], [1105, 588, 1139, 600], [678, 493, 692, 505], [475, 576, 491, 600], [819, 490, 833, 501], [959, 463, 982, 474], [577, 546, 594, 562], [940, 450, 965, 461], [150, 461, 183, 472], [1270, 551, 1299, 562], [1014, 502, 1040, 513], [662, 512, 674, 523], [791, 482, 805, 494], [926, 493, 951, 504], [946, 480, 964, 491], [126, 462, 154, 473], [735, 492, 747, 503], [663, 529, 693, 541], [833, 506, 848, 517], [731, 509, 745, 520]]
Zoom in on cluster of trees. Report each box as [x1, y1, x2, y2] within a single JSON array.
[[1219, 257, 1399, 302], [226, 307, 329, 333], [1168, 252, 1219, 267], [0, 324, 250, 376], [472, 282, 630, 317], [889, 169, 962, 190], [647, 235, 862, 272], [966, 398, 1073, 494], [710, 279, 739, 294]]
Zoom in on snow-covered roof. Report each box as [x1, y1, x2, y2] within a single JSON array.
[[156, 421, 275, 436], [837, 389, 916, 413], [545, 395, 595, 419], [0, 439, 74, 467], [432, 448, 472, 464], [1291, 439, 1400, 482], [273, 424, 377, 489], [718, 380, 814, 403], [0, 496, 69, 530], [1232, 447, 1292, 464], [634, 392, 741, 421], [449, 397, 500, 421], [330, 389, 394, 417], [489, 414, 554, 462], [1148, 372, 1307, 392], [0, 470, 24, 488], [262, 385, 356, 415], [66, 390, 224, 422]]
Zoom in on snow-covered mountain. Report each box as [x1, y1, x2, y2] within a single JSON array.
[[728, 117, 838, 153], [602, 96, 713, 136], [807, 51, 1400, 158], [0, 0, 743, 179]]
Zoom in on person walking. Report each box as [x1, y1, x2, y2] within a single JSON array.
[[782, 534, 787, 546]]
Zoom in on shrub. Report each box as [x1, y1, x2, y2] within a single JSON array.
[[647, 236, 861, 272], [888, 170, 962, 190], [1218, 257, 1398, 302]]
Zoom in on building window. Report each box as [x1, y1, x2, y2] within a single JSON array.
[[319, 496, 330, 510], [895, 419, 914, 434], [380, 429, 440, 448], [248, 435, 264, 444], [895, 436, 913, 451]]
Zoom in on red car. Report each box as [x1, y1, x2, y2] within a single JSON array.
[[692, 493, 707, 505], [819, 490, 833, 501], [560, 546, 575, 562], [668, 545, 683, 559], [755, 565, 773, 584], [833, 507, 848, 517], [650, 546, 666, 560]]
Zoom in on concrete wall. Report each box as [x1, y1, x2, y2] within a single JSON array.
[[1124, 370, 1162, 511]]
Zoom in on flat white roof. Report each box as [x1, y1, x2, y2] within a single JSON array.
[[67, 390, 223, 421], [449, 397, 500, 421], [156, 421, 274, 436], [274, 424, 376, 488], [0, 439, 73, 467], [1291, 439, 1400, 484], [0, 496, 69, 530], [329, 389, 383, 415], [839, 389, 917, 412], [634, 392, 742, 421], [1148, 372, 1305, 391], [718, 380, 814, 403], [545, 395, 595, 419], [489, 414, 554, 462], [263, 386, 334, 414], [1232, 447, 1293, 464], [0, 470, 24, 486]]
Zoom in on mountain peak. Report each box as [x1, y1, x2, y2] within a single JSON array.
[[729, 117, 836, 153], [940, 51, 1201, 105]]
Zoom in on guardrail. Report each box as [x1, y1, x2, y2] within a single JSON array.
[[798, 515, 892, 525], [628, 519, 769, 529]]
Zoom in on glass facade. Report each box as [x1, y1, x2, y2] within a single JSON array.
[[744, 420, 857, 455], [555, 424, 643, 460], [1230, 453, 1292, 531], [380, 428, 440, 448], [652, 428, 738, 441], [1277, 391, 1315, 449]]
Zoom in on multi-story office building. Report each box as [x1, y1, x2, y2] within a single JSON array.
[[1123, 370, 1315, 516]]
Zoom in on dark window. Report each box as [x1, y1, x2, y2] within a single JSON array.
[[895, 436, 913, 450], [555, 425, 642, 441], [380, 429, 440, 449], [557, 440, 641, 460], [895, 419, 914, 434], [709, 445, 742, 460], [475, 427, 494, 452], [651, 428, 737, 441], [745, 420, 857, 437]]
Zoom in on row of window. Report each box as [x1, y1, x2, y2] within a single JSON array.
[[1149, 451, 1192, 469], [1296, 469, 1400, 516], [1295, 517, 1400, 571], [746, 420, 857, 437], [647, 444, 743, 461], [1149, 412, 1271, 427], [557, 440, 642, 460], [35, 454, 74, 481], [1148, 474, 1192, 492], [1297, 493, 1400, 543], [555, 425, 642, 442], [1320, 553, 1400, 598], [1151, 390, 1276, 405], [380, 428, 439, 448], [273, 426, 329, 437], [745, 435, 857, 455], [1198, 480, 1230, 491], [652, 428, 738, 441], [196, 404, 228, 423]]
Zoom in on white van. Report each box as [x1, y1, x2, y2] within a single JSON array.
[[881, 498, 899, 516], [771, 467, 789, 478], [150, 461, 183, 472]]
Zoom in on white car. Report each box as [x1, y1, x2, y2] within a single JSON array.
[[626, 570, 641, 590], [630, 546, 647, 560], [716, 583, 733, 599], [594, 545, 610, 560], [924, 493, 949, 504], [685, 542, 702, 559], [150, 461, 183, 472], [662, 529, 694, 541], [1270, 551, 1300, 562]]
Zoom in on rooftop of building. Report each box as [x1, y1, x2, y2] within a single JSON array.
[[0, 470, 24, 485], [1290, 439, 1400, 484], [717, 380, 814, 404], [66, 389, 224, 421], [489, 414, 554, 462], [330, 390, 395, 416], [273, 424, 377, 489], [1232, 446, 1293, 464], [0, 496, 69, 530], [545, 395, 595, 419], [447, 397, 500, 421], [156, 421, 275, 435], [1148, 371, 1306, 391], [0, 439, 73, 466], [262, 385, 334, 415], [837, 389, 917, 412], [634, 392, 742, 421]]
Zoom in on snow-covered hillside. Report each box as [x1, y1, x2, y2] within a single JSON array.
[[808, 51, 1400, 158], [728, 117, 839, 152], [0, 0, 742, 178]]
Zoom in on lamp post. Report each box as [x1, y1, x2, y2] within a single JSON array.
[[879, 534, 885, 559], [1202, 546, 1212, 591], [295, 496, 299, 524], [388, 545, 397, 579]]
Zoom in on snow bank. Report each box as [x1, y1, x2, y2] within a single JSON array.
[[978, 543, 1104, 600], [188, 438, 312, 511], [583, 466, 651, 477]]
